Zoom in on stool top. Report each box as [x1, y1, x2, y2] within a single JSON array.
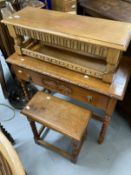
[[21, 91, 91, 141], [2, 7, 131, 50]]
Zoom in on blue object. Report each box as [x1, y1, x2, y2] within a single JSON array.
[[39, 0, 52, 9]]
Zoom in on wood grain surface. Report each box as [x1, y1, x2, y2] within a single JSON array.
[[79, 0, 131, 22], [2, 7, 131, 50], [22, 91, 91, 141]]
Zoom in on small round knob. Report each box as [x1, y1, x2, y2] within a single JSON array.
[[18, 70, 22, 73]]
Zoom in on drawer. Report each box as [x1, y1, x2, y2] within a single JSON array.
[[12, 65, 109, 110]]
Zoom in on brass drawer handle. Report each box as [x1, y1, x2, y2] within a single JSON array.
[[87, 96, 93, 103]]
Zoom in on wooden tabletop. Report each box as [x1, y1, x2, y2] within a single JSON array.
[[79, 0, 131, 23], [22, 91, 91, 141], [7, 53, 131, 100], [2, 7, 131, 50]]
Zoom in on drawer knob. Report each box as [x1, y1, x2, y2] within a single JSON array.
[[71, 4, 76, 9], [87, 96, 93, 103], [18, 70, 22, 73]]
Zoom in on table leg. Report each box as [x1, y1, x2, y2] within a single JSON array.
[[20, 80, 30, 101], [98, 98, 117, 144], [28, 119, 40, 141]]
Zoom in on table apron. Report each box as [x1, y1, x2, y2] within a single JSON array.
[[12, 65, 110, 111]]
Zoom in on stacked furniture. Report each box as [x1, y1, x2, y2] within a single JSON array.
[[2, 7, 131, 83], [2, 7, 131, 147], [22, 91, 91, 162]]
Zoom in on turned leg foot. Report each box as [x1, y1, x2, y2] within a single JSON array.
[[98, 115, 110, 144], [71, 140, 79, 163], [20, 80, 30, 101], [28, 119, 40, 140]]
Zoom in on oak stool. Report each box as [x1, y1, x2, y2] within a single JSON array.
[[21, 91, 91, 162]]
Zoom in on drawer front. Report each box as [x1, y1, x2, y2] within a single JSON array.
[[12, 65, 109, 110]]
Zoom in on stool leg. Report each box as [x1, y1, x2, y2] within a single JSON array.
[[84, 127, 88, 140], [71, 130, 87, 163], [71, 141, 79, 163], [28, 119, 40, 141]]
